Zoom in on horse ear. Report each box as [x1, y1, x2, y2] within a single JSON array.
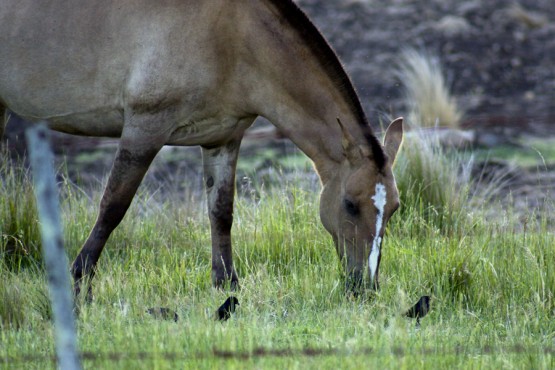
[[383, 117, 404, 164], [337, 118, 364, 161]]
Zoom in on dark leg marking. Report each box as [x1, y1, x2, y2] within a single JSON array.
[[212, 182, 234, 234]]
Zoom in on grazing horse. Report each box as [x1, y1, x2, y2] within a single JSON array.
[[0, 0, 403, 296]]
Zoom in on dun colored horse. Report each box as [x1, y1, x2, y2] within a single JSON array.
[[0, 0, 403, 296]]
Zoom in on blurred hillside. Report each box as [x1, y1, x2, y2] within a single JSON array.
[[298, 0, 554, 131]]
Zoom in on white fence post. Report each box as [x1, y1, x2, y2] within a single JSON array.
[[26, 123, 81, 370]]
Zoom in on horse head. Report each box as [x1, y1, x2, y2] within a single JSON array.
[[320, 118, 403, 293]]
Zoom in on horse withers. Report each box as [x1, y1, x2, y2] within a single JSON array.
[[0, 0, 403, 297]]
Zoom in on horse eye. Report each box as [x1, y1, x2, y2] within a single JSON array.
[[344, 199, 360, 216]]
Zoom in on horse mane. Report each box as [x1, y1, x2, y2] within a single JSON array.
[[267, 0, 386, 169]]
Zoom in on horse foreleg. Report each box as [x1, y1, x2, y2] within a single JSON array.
[[202, 138, 244, 290], [71, 121, 167, 300]]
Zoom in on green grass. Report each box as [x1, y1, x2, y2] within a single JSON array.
[[473, 137, 555, 168], [0, 155, 41, 269], [1, 151, 554, 369]]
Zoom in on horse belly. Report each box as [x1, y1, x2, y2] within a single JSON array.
[[45, 109, 125, 137]]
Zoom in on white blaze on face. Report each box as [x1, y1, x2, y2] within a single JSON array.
[[369, 183, 386, 282]]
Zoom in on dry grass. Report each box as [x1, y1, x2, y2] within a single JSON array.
[[396, 48, 463, 128], [507, 3, 548, 29]]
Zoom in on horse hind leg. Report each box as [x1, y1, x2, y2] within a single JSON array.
[[71, 114, 169, 300]]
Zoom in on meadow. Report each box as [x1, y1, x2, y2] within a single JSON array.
[[1, 129, 554, 369]]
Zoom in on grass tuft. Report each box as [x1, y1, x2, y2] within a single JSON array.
[[393, 128, 473, 232], [0, 151, 42, 269], [0, 268, 27, 329], [396, 48, 463, 128]]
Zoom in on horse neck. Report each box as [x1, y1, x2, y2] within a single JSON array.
[[237, 2, 370, 183]]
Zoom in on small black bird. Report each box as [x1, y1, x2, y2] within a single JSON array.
[[215, 296, 239, 321], [146, 307, 179, 323], [405, 295, 431, 325]]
